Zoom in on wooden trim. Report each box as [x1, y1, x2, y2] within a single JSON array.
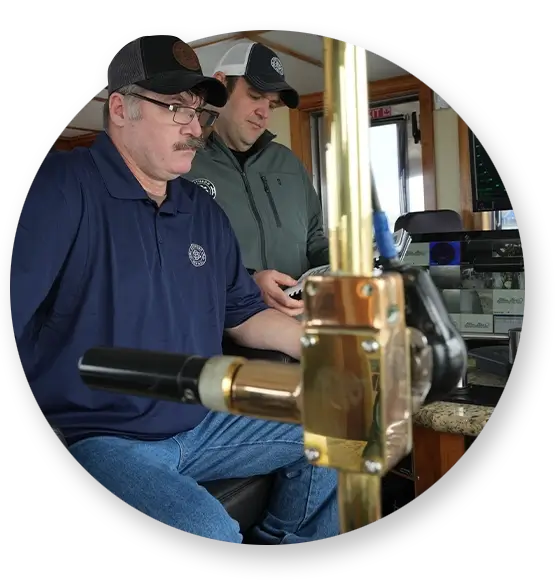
[[418, 84, 437, 210], [413, 425, 466, 496], [458, 117, 490, 230], [370, 74, 423, 101], [458, 116, 474, 229], [53, 132, 98, 151], [52, 138, 74, 151], [297, 74, 422, 113], [290, 74, 437, 209], [289, 108, 313, 176], [67, 125, 101, 133]]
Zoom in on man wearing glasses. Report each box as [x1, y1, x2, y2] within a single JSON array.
[[10, 35, 337, 544]]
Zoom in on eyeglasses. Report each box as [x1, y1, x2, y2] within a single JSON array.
[[126, 92, 219, 128]]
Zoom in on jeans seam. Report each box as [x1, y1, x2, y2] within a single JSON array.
[[171, 435, 188, 472], [280, 475, 313, 542], [201, 439, 302, 452], [298, 465, 316, 529]]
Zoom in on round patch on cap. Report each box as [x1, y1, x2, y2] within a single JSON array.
[[271, 56, 284, 76], [173, 41, 201, 71]]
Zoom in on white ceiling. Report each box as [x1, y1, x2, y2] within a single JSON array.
[[61, 30, 407, 139]]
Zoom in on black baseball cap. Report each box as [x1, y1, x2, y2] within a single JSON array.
[[107, 35, 228, 107], [214, 41, 299, 109]]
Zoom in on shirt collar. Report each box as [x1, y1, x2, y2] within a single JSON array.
[[89, 131, 193, 215]]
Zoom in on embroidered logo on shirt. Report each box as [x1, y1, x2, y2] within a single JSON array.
[[188, 243, 207, 267], [192, 178, 216, 199]]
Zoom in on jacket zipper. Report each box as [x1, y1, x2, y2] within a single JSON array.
[[212, 137, 271, 271], [240, 170, 269, 270], [260, 176, 282, 228]]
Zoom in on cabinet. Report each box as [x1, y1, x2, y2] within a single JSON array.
[[413, 425, 466, 496], [382, 425, 469, 516], [382, 470, 416, 515]]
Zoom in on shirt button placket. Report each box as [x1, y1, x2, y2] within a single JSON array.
[[155, 215, 164, 266]]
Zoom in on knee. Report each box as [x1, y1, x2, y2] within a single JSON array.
[[188, 514, 243, 544], [284, 457, 338, 490], [161, 493, 242, 543], [69, 438, 243, 544], [311, 465, 339, 500]]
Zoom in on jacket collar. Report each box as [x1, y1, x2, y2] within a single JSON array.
[[206, 128, 276, 160]]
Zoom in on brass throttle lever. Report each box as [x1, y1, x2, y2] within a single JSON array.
[[78, 347, 302, 424]]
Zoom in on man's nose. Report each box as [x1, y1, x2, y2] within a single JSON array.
[[181, 115, 202, 138], [255, 100, 271, 120]]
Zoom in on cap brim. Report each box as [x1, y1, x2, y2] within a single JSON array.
[[246, 74, 299, 109], [137, 71, 228, 107]]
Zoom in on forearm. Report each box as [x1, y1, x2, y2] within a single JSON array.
[[226, 309, 302, 360]]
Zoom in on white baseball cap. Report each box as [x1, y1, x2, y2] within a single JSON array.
[[213, 41, 299, 108]]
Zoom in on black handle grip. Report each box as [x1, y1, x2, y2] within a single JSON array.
[[396, 265, 468, 404], [78, 347, 209, 404]]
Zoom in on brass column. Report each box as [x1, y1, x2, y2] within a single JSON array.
[[324, 39, 373, 277], [301, 38, 412, 533]]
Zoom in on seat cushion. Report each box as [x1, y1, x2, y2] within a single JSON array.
[[202, 475, 275, 533]]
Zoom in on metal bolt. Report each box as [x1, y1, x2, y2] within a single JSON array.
[[305, 448, 320, 462], [361, 283, 373, 296], [301, 335, 318, 347], [364, 460, 382, 474], [387, 306, 399, 322], [362, 340, 379, 353], [305, 283, 317, 297]]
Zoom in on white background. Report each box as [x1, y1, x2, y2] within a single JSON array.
[[0, 0, 556, 23]]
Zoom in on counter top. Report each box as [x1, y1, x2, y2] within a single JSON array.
[[413, 401, 493, 436], [412, 366, 505, 437]]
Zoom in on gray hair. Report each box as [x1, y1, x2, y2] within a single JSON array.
[[103, 84, 146, 130]]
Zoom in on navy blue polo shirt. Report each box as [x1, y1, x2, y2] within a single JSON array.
[[11, 132, 268, 445]]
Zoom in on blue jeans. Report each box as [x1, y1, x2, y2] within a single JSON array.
[[69, 412, 339, 544]]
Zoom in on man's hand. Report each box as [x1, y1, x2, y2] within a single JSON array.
[[253, 269, 304, 317]]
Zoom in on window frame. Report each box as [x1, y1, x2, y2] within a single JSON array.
[[310, 107, 420, 234]]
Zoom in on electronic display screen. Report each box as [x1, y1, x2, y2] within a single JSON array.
[[469, 129, 512, 212], [403, 230, 524, 335]]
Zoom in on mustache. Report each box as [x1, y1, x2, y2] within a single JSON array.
[[173, 137, 205, 151]]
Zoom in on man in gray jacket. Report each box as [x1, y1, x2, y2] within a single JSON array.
[[186, 41, 329, 317]]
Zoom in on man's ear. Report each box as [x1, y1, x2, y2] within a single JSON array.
[[109, 93, 126, 128], [214, 71, 226, 85]]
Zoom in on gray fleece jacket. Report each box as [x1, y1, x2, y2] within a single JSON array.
[[184, 130, 329, 280]]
